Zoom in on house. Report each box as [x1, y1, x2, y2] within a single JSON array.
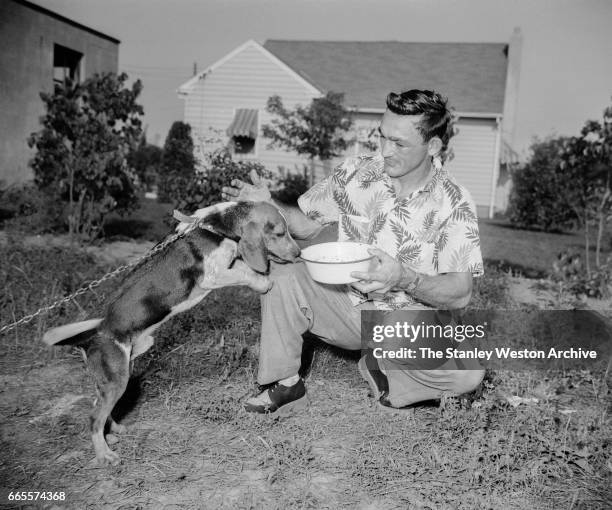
[[178, 33, 522, 218], [0, 0, 119, 187]]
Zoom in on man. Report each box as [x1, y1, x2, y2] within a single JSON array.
[[221, 89, 485, 414]]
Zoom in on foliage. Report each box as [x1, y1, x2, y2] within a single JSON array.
[[271, 168, 310, 204], [127, 134, 163, 192], [558, 104, 612, 271], [551, 249, 612, 299], [0, 183, 64, 233], [171, 148, 271, 214], [507, 137, 576, 232], [28, 73, 143, 241], [157, 121, 196, 203], [261, 92, 353, 183]]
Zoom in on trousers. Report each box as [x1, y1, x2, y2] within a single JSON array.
[[258, 262, 484, 407]]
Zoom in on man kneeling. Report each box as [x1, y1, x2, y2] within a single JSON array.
[[221, 89, 485, 413]]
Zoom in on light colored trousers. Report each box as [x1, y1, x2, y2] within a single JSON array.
[[258, 262, 485, 407]]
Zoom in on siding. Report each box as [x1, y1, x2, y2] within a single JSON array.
[[182, 43, 319, 173], [446, 118, 498, 217]]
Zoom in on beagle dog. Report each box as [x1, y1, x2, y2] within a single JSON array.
[[42, 201, 300, 466]]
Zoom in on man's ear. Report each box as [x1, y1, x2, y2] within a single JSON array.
[[427, 137, 443, 156], [238, 221, 269, 273]]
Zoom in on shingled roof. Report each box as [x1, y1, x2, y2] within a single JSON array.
[[263, 40, 508, 114]]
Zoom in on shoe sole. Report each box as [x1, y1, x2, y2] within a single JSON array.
[[358, 356, 381, 400], [246, 394, 309, 418], [376, 401, 416, 415]]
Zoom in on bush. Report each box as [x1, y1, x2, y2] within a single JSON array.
[[171, 149, 271, 214], [551, 250, 612, 298], [507, 137, 577, 232], [0, 183, 64, 233], [157, 121, 196, 203], [272, 169, 310, 204]]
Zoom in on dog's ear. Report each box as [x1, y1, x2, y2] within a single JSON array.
[[238, 221, 269, 273]]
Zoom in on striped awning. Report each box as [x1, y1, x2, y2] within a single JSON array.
[[226, 109, 258, 138]]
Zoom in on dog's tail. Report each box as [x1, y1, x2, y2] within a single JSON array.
[[42, 318, 103, 346]]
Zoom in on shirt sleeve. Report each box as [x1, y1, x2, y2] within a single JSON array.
[[297, 162, 346, 225], [436, 193, 484, 277]]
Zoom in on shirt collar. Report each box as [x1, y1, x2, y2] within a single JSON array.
[[372, 154, 447, 197]]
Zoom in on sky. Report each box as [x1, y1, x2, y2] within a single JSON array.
[[35, 0, 612, 158]]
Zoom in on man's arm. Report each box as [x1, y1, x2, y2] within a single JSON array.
[[221, 170, 324, 240], [350, 248, 473, 309]]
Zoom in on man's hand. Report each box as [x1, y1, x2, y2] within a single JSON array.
[[221, 169, 272, 203], [350, 247, 416, 294]]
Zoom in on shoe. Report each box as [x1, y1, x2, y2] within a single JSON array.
[[243, 378, 308, 416], [358, 351, 389, 400]]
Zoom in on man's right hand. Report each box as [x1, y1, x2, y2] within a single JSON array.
[[221, 169, 272, 203]]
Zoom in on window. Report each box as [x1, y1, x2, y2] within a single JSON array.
[[53, 44, 83, 85], [226, 109, 258, 156], [231, 136, 256, 154]]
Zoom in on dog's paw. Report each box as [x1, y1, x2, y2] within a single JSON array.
[[109, 421, 128, 434], [93, 448, 121, 467], [252, 277, 273, 294]]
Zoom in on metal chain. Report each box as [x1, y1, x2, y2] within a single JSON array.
[[0, 223, 198, 335]]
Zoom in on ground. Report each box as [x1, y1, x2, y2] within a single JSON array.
[[0, 217, 611, 509]]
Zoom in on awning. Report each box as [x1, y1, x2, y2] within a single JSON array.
[[226, 109, 258, 138]]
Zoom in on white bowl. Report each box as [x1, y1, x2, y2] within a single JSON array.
[[300, 242, 374, 284]]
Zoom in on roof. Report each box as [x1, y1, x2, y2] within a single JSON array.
[[178, 40, 320, 96], [262, 40, 508, 114], [15, 0, 120, 44]]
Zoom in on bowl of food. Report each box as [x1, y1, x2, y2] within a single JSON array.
[[300, 242, 374, 284]]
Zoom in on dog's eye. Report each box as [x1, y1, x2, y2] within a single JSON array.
[[275, 231, 285, 237]]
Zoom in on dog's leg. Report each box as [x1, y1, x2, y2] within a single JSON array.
[[86, 335, 131, 466]]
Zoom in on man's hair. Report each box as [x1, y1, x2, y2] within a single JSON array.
[[386, 89, 455, 160]]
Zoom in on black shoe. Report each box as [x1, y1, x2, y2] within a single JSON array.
[[243, 378, 308, 416], [358, 351, 388, 400]]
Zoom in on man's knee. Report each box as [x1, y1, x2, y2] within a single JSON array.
[[268, 261, 309, 283]]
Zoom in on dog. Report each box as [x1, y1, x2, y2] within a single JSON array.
[[42, 201, 300, 465]]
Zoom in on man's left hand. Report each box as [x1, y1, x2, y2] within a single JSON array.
[[350, 248, 415, 294]]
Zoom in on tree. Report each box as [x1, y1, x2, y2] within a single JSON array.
[[28, 73, 143, 241], [559, 103, 612, 271], [157, 121, 196, 203], [261, 92, 353, 184], [128, 133, 163, 192]]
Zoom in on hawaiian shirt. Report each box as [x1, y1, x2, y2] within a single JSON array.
[[297, 153, 484, 310]]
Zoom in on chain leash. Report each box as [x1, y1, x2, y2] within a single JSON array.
[[0, 223, 198, 335]]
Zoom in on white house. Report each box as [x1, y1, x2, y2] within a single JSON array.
[[178, 33, 522, 218]]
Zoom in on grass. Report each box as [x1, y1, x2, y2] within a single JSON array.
[[1, 240, 611, 509], [480, 218, 612, 278]]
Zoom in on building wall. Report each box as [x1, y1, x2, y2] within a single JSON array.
[[446, 118, 499, 219], [0, 0, 118, 186], [182, 43, 319, 174]]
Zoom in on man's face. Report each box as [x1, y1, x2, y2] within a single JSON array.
[[378, 110, 430, 179]]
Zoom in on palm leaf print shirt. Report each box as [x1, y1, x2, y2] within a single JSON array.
[[298, 153, 484, 310]]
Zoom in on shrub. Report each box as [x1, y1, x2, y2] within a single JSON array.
[[507, 137, 577, 232], [272, 168, 310, 204], [551, 250, 612, 298], [28, 73, 143, 241], [171, 148, 271, 214], [128, 137, 163, 192], [157, 121, 196, 203], [0, 183, 64, 234]]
